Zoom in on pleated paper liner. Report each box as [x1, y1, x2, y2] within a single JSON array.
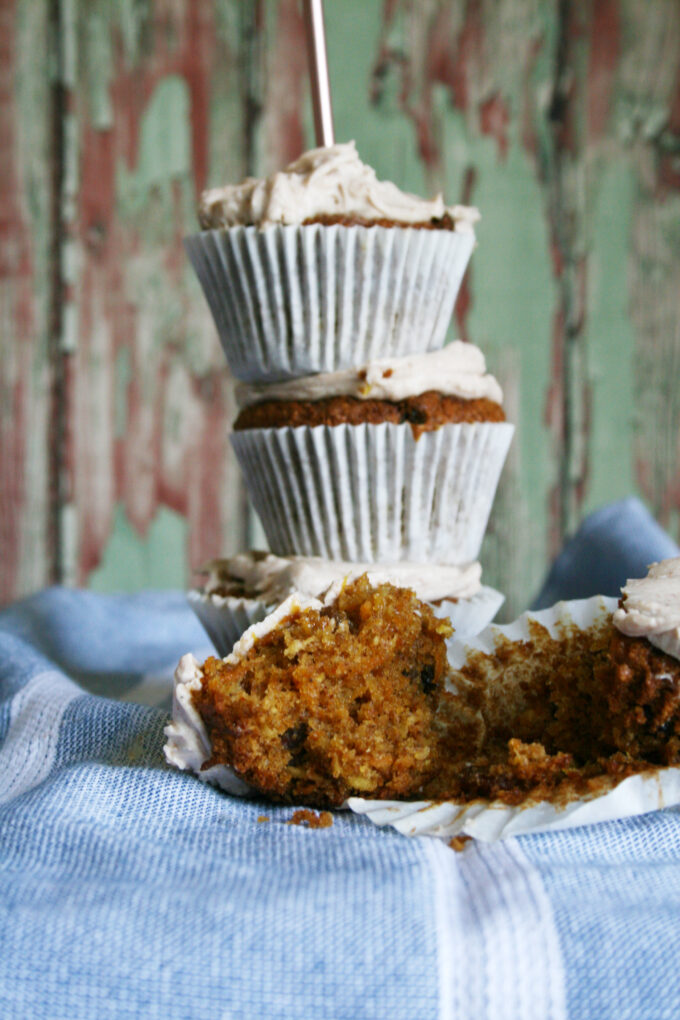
[[188, 583, 505, 659], [348, 769, 680, 842], [436, 585, 505, 640], [186, 590, 270, 659], [185, 223, 475, 382], [231, 421, 514, 565], [349, 595, 680, 842]]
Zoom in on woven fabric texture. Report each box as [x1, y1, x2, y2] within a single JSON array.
[[2, 500, 680, 1019]]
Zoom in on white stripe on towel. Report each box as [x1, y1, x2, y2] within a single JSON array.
[[424, 836, 566, 1020], [0, 671, 80, 803]]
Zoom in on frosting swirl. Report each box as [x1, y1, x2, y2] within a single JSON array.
[[198, 141, 480, 231], [236, 342, 503, 408], [613, 557, 680, 661]]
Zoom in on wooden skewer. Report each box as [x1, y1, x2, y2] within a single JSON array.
[[302, 0, 335, 147]]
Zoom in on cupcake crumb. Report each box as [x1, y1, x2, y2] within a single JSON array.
[[257, 815, 270, 823], [286, 809, 333, 829], [448, 836, 472, 852]]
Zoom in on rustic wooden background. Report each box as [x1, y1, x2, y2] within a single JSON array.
[[3, 0, 680, 617]]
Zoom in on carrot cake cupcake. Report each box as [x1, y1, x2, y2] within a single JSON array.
[[233, 341, 505, 436], [229, 343, 514, 564], [609, 558, 680, 760], [167, 576, 454, 805], [185, 141, 479, 382], [165, 560, 680, 812]]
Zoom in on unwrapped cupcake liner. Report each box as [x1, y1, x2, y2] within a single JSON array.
[[349, 767, 680, 842], [185, 224, 476, 382], [231, 422, 514, 564], [437, 585, 505, 641], [349, 595, 680, 842]]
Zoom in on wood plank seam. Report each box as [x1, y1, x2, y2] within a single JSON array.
[[47, 0, 67, 586]]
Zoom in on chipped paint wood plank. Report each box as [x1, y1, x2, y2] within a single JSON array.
[[4, 0, 680, 614], [0, 0, 52, 604], [59, 0, 248, 591], [367, 0, 561, 615]]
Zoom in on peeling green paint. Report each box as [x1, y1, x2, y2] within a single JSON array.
[[584, 161, 637, 512], [12, 1, 52, 596], [80, 0, 158, 128], [326, 0, 444, 199], [208, 1, 245, 190], [116, 75, 193, 228], [464, 127, 557, 609], [89, 504, 188, 592], [83, 6, 114, 128]]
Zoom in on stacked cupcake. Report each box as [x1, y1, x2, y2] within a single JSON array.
[[185, 142, 514, 654]]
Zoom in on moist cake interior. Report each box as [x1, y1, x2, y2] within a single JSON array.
[[193, 579, 680, 808], [430, 616, 680, 805], [194, 577, 452, 806]]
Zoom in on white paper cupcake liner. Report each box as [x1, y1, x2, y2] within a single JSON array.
[[231, 422, 514, 564], [349, 595, 680, 841], [185, 224, 475, 382], [348, 768, 680, 842], [187, 590, 273, 658], [437, 585, 505, 641]]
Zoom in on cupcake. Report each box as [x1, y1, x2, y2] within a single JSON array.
[[230, 342, 514, 564], [188, 550, 505, 656], [166, 562, 680, 828], [166, 577, 455, 805], [610, 558, 680, 759], [185, 141, 479, 382]]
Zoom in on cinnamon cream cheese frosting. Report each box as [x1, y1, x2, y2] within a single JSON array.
[[613, 558, 680, 661], [198, 141, 480, 231], [202, 551, 483, 604], [235, 342, 503, 409]]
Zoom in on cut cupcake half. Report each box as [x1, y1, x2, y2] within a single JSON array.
[[166, 577, 454, 805]]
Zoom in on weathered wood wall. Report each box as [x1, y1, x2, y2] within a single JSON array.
[[3, 0, 680, 617]]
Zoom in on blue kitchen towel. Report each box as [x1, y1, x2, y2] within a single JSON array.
[[2, 501, 680, 1020], [532, 496, 680, 608]]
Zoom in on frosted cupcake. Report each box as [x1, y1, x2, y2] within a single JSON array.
[[610, 558, 680, 759], [185, 141, 479, 382], [188, 551, 505, 655], [230, 342, 514, 564]]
